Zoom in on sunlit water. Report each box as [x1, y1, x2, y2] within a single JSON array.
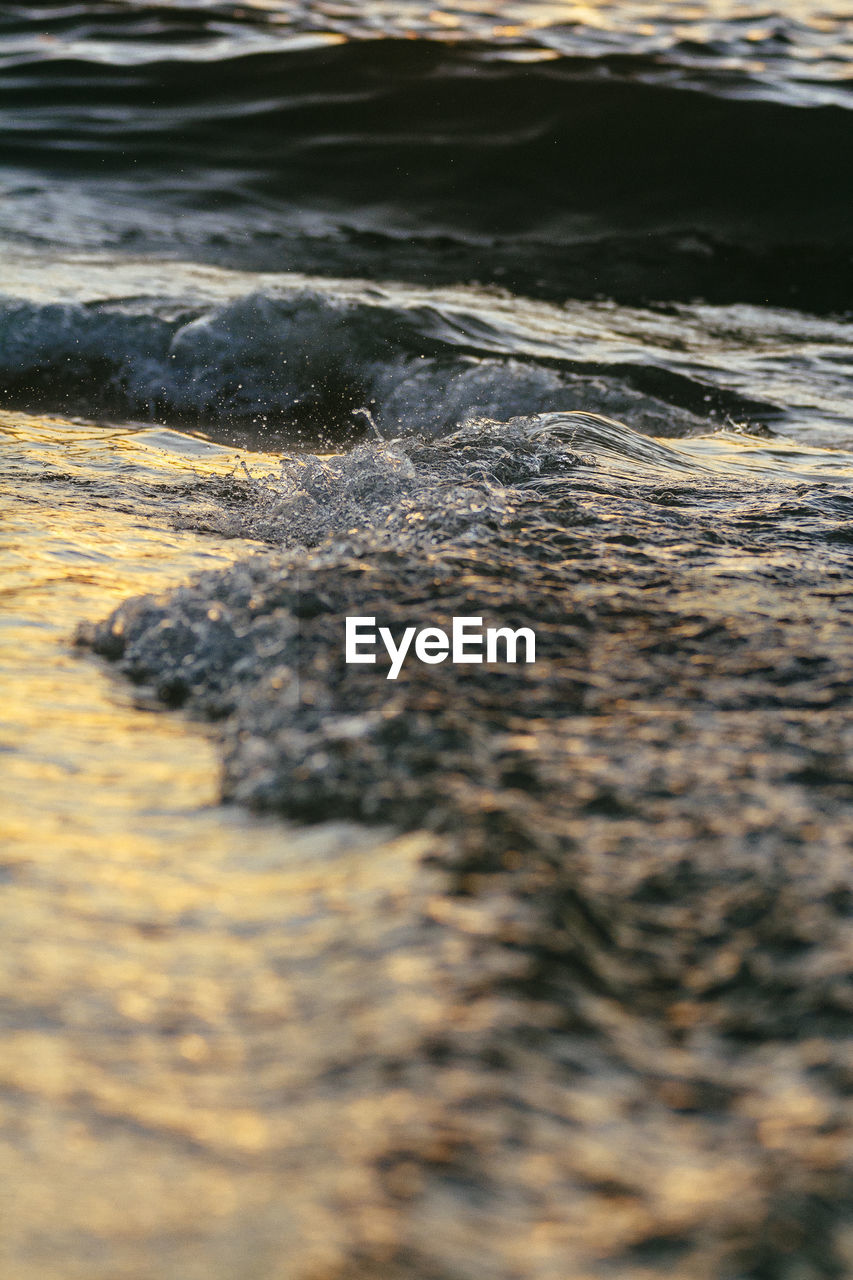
[[0, 411, 453, 1279], [32, 402, 853, 1280], [0, 412, 261, 846], [3, 397, 853, 1280], [0, 0, 850, 1274]]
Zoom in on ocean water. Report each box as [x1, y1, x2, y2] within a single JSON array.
[[1, 4, 853, 1279]]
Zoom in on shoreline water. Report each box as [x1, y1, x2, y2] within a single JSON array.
[[0, 0, 851, 1275], [70, 412, 853, 1279]]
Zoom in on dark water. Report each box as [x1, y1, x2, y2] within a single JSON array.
[[2, 3, 853, 1279], [0, 1, 851, 437]]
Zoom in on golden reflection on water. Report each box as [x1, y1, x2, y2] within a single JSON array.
[[246, 0, 852, 68], [0, 410, 261, 864], [0, 412, 446, 1279], [4, 411, 853, 1276]]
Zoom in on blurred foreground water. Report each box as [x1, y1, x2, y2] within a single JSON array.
[[0, 0, 852, 1276]]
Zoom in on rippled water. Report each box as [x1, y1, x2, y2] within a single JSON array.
[[2, 0, 851, 94], [0, 410, 261, 841], [1, 0, 850, 308], [1, 252, 851, 445], [1, 1, 852, 1277], [0, 413, 440, 1280]]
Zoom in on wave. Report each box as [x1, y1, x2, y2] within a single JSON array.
[[2, 2, 851, 108], [4, 41, 850, 224], [0, 37, 850, 309], [1, 270, 849, 444]]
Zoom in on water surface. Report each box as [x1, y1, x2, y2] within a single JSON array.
[[0, 2, 851, 1277]]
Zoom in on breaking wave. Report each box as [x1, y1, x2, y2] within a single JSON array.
[[1, 272, 850, 444]]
